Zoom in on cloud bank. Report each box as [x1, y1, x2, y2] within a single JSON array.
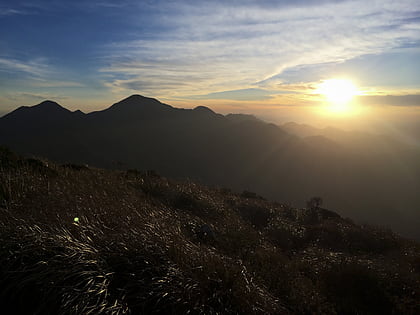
[[100, 0, 420, 99], [0, 0, 419, 106]]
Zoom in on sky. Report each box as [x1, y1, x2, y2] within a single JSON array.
[[0, 0, 419, 132]]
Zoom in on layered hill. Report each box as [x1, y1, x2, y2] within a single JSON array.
[[0, 149, 419, 314], [1, 95, 420, 239]]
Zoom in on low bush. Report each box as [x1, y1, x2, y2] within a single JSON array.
[[322, 263, 394, 315], [237, 204, 272, 228]]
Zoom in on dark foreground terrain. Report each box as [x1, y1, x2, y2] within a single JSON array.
[[0, 148, 419, 314]]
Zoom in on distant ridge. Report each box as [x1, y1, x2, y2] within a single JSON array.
[[225, 113, 260, 123]]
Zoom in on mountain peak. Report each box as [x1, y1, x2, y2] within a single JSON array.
[[193, 106, 216, 114], [1, 100, 71, 121], [32, 100, 70, 114], [104, 95, 173, 116], [120, 94, 149, 103], [125, 94, 149, 100], [37, 100, 61, 107], [118, 94, 162, 106]]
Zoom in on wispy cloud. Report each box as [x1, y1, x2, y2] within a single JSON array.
[[30, 80, 84, 88], [0, 8, 27, 16], [100, 0, 420, 99], [4, 92, 69, 101], [358, 94, 420, 106], [0, 57, 85, 89], [0, 57, 51, 77], [1, 0, 418, 108], [1, 0, 133, 14], [186, 88, 277, 101]]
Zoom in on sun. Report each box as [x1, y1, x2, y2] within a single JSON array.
[[317, 79, 358, 112]]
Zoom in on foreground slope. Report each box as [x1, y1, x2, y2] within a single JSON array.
[[0, 149, 419, 314]]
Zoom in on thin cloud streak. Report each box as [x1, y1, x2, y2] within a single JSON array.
[[0, 8, 27, 16], [358, 94, 420, 107], [0, 57, 51, 78], [0, 56, 86, 88]]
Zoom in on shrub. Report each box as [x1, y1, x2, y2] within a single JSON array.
[[322, 263, 394, 314], [0, 182, 10, 205], [241, 190, 264, 200], [268, 226, 306, 250], [306, 196, 323, 209], [0, 146, 19, 169], [61, 163, 89, 171], [237, 204, 272, 228]]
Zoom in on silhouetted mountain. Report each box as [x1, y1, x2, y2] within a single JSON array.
[[1, 95, 420, 240], [94, 94, 173, 119], [2, 100, 75, 122]]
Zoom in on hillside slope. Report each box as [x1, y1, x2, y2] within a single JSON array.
[[0, 148, 419, 314]]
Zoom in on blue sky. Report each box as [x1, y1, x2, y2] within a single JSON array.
[[0, 0, 419, 121]]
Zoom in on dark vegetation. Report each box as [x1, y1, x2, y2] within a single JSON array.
[[0, 147, 419, 314]]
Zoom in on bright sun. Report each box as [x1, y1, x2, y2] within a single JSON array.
[[318, 79, 358, 112]]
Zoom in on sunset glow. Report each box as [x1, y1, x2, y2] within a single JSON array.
[[0, 1, 420, 312], [317, 79, 359, 113]]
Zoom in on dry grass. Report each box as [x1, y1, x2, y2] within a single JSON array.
[[0, 147, 419, 314]]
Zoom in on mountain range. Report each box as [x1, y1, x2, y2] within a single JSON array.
[[1, 94, 419, 239]]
